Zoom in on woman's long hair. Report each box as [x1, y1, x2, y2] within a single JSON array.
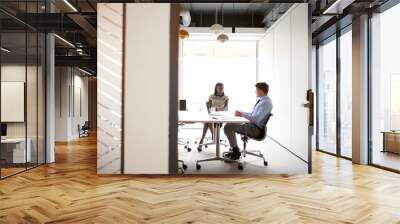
[[214, 82, 224, 96]]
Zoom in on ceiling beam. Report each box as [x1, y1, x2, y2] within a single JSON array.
[[67, 13, 97, 45], [55, 55, 96, 69]]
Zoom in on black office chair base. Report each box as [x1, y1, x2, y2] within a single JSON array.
[[184, 145, 192, 152], [179, 138, 191, 152], [196, 157, 243, 170], [178, 160, 187, 174]]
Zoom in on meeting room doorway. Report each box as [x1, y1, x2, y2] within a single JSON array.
[[176, 3, 313, 175]]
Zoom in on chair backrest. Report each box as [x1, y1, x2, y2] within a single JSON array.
[[262, 113, 273, 127], [82, 121, 90, 129], [179, 100, 187, 111], [254, 113, 273, 141]]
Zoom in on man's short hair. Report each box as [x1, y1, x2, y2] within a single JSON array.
[[255, 82, 269, 94]]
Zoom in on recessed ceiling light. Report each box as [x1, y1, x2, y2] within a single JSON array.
[[54, 34, 75, 48], [78, 67, 93, 76], [1, 47, 11, 53], [63, 0, 78, 12]]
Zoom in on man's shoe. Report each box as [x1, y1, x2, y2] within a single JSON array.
[[223, 151, 234, 158], [229, 151, 241, 160], [223, 147, 241, 160]]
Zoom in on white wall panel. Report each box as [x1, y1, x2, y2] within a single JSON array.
[[123, 4, 171, 174], [258, 4, 310, 162], [54, 67, 89, 141], [269, 15, 292, 148], [290, 4, 310, 161], [1, 82, 25, 122]]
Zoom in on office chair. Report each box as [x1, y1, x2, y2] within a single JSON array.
[[79, 121, 90, 138], [237, 113, 273, 169], [179, 100, 191, 152], [178, 160, 187, 175], [195, 101, 228, 152]]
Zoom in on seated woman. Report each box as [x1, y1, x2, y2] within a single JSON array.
[[197, 82, 228, 151]]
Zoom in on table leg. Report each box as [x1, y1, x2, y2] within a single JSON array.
[[196, 123, 241, 168], [215, 124, 220, 158]]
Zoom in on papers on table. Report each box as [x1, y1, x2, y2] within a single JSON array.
[[179, 111, 248, 124]]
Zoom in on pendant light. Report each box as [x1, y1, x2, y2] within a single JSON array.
[[179, 8, 191, 40], [210, 5, 223, 34], [217, 33, 229, 43], [179, 29, 189, 40]]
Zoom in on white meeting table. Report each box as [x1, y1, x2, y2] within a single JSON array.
[[179, 111, 249, 169]]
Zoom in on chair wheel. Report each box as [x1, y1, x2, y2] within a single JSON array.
[[184, 145, 188, 149], [264, 161, 268, 166], [187, 147, 191, 152], [238, 164, 243, 170], [197, 147, 202, 152], [196, 164, 201, 170], [205, 145, 208, 148], [182, 164, 188, 170]]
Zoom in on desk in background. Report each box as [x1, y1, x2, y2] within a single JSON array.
[[1, 138, 32, 165], [382, 131, 400, 154]]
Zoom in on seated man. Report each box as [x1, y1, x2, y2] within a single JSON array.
[[223, 82, 273, 160]]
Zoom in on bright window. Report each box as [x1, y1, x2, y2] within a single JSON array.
[[340, 29, 352, 158], [181, 40, 257, 112], [317, 37, 337, 154], [371, 3, 400, 171]]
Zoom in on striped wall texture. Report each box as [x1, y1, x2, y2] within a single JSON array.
[[97, 3, 123, 174]]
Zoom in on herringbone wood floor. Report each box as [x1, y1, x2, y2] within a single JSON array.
[[1, 135, 400, 224]]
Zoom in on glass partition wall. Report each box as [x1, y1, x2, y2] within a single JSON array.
[[316, 26, 352, 159], [0, 2, 46, 179], [370, 3, 400, 172]]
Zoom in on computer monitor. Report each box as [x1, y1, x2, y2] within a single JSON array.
[[1, 123, 7, 137], [179, 100, 187, 111]]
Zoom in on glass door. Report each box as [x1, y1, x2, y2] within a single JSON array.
[[317, 36, 337, 155]]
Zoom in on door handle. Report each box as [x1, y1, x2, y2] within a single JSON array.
[[302, 103, 310, 108], [306, 89, 314, 127]]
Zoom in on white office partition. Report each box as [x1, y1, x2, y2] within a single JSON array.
[[123, 4, 173, 174], [290, 5, 310, 161], [97, 3, 124, 174], [258, 4, 310, 162]]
